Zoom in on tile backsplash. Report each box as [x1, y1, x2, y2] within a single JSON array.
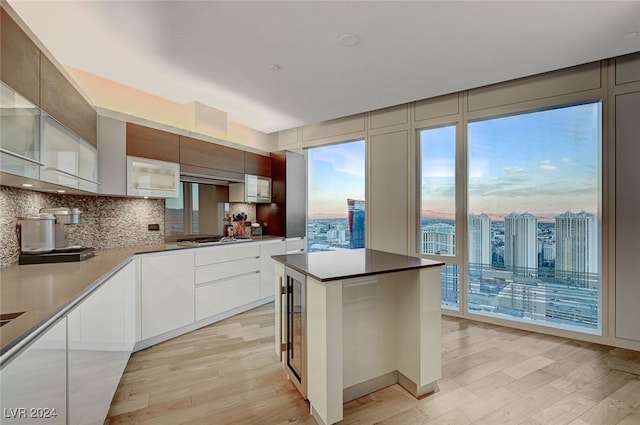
[[0, 186, 165, 268]]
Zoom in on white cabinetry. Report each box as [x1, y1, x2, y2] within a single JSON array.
[[127, 155, 180, 198], [0, 318, 67, 424], [194, 243, 261, 321], [67, 262, 135, 425], [140, 252, 195, 340], [260, 240, 286, 298], [285, 237, 305, 254], [97, 116, 127, 196]]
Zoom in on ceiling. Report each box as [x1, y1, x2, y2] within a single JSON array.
[[7, 1, 640, 134]]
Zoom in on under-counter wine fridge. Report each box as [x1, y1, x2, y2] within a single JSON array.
[[283, 266, 307, 398]]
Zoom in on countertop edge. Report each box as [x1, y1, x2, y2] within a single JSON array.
[[0, 236, 287, 365]]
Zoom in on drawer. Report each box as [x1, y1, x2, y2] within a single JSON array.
[[195, 243, 260, 266], [195, 257, 260, 285], [195, 273, 260, 321]]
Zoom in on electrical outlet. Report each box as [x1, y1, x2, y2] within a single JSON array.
[[148, 224, 160, 231]]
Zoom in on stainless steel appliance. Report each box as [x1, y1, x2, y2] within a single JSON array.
[[18, 207, 95, 264], [283, 266, 307, 398], [40, 207, 81, 248], [18, 213, 56, 253]]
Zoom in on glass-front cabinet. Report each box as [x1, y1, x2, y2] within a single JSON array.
[[0, 82, 42, 179], [40, 113, 99, 193], [126, 155, 180, 198]]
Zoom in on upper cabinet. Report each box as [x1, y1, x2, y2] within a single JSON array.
[[40, 113, 99, 193], [40, 55, 97, 147], [0, 8, 40, 106], [179, 135, 244, 180], [244, 151, 271, 177], [0, 82, 41, 179], [126, 122, 179, 163]]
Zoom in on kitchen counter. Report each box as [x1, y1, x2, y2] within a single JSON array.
[[272, 248, 443, 282], [0, 236, 284, 360]]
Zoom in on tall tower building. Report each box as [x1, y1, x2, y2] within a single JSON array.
[[555, 211, 597, 288], [422, 223, 455, 255], [468, 213, 491, 266], [347, 199, 365, 249], [504, 212, 538, 276]]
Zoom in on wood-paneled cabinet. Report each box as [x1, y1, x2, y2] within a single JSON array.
[[179, 135, 244, 179], [0, 8, 40, 106], [245, 151, 271, 177], [126, 122, 180, 163], [40, 54, 97, 147]]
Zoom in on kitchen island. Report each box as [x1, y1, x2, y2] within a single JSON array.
[[272, 249, 443, 425]]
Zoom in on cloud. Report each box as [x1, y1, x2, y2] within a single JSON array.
[[539, 160, 556, 171], [504, 167, 525, 174]]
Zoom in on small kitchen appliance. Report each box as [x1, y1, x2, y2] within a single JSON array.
[[18, 213, 56, 253], [18, 207, 95, 264]]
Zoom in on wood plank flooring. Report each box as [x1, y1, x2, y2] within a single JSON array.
[[105, 303, 640, 425]]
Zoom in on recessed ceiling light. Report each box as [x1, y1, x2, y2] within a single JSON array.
[[338, 33, 359, 47], [21, 183, 33, 187], [623, 31, 638, 40], [268, 64, 281, 71], [56, 190, 66, 193], [143, 196, 149, 199]]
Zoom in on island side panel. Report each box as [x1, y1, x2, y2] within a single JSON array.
[[343, 275, 398, 398], [274, 261, 285, 358], [395, 267, 442, 397], [307, 277, 343, 425], [419, 266, 442, 390]]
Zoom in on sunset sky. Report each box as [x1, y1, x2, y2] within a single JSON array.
[[421, 102, 601, 220]]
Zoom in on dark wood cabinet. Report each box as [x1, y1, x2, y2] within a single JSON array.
[[126, 123, 180, 163], [40, 54, 97, 146], [1, 8, 40, 105], [244, 152, 271, 177], [180, 136, 245, 175]]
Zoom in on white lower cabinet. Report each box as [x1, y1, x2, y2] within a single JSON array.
[[0, 318, 67, 424], [67, 262, 135, 425], [285, 237, 305, 254], [260, 240, 286, 298], [140, 252, 195, 340], [196, 273, 261, 321]]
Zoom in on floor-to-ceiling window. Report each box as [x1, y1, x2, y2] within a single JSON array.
[[418, 125, 460, 310], [306, 140, 365, 252], [467, 102, 602, 332]]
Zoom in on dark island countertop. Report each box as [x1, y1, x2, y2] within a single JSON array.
[[272, 248, 444, 282]]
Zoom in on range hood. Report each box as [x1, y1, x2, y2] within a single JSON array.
[[180, 171, 244, 186]]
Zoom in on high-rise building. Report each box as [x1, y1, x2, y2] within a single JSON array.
[[555, 211, 598, 288], [504, 212, 538, 276], [347, 199, 365, 249], [469, 213, 491, 266], [422, 223, 455, 255]]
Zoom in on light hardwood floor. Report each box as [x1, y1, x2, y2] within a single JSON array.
[[106, 303, 640, 425]]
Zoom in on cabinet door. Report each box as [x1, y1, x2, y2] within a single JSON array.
[[0, 82, 41, 179], [0, 318, 67, 424], [67, 262, 135, 425], [140, 252, 195, 340], [195, 273, 260, 321], [180, 135, 244, 173], [615, 91, 640, 342], [0, 9, 40, 106], [245, 151, 271, 177], [126, 122, 179, 163], [260, 241, 286, 298], [40, 54, 96, 147]]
